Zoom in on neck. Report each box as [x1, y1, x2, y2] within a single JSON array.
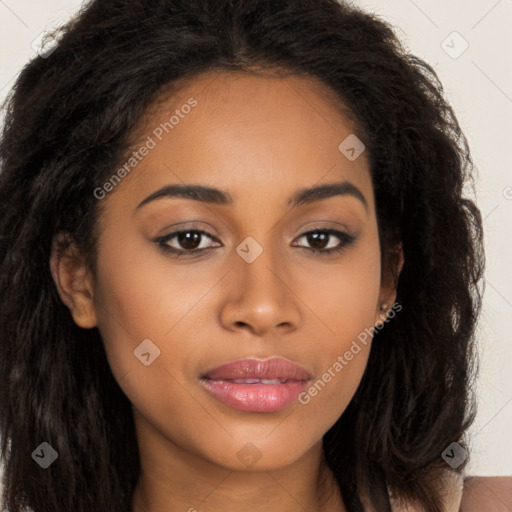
[[130, 411, 346, 512]]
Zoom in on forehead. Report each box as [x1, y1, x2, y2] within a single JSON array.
[[106, 69, 373, 212]]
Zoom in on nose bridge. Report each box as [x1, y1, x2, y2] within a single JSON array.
[[220, 232, 301, 334], [236, 233, 288, 303]]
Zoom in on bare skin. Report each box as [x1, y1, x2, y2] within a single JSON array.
[[51, 70, 404, 512]]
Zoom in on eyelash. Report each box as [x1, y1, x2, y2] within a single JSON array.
[[154, 227, 356, 258]]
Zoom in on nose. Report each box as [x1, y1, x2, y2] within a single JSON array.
[[218, 240, 302, 337]]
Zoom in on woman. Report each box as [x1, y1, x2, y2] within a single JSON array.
[[0, 0, 505, 510]]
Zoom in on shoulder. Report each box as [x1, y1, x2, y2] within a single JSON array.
[[387, 472, 464, 511], [388, 473, 512, 511], [460, 476, 512, 511]]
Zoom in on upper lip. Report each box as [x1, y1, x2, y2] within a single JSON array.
[[201, 357, 313, 381]]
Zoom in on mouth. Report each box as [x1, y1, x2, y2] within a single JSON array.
[[222, 378, 292, 384], [199, 357, 313, 413]]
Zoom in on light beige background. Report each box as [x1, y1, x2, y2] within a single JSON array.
[[0, 0, 511, 479]]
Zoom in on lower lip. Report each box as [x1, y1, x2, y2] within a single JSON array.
[[200, 379, 309, 412]]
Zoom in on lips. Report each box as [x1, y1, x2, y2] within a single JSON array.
[[199, 357, 313, 412], [201, 357, 313, 382]]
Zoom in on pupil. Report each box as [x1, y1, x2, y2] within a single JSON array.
[[309, 232, 327, 249], [179, 232, 201, 249]]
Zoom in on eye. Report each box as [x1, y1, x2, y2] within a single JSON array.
[[292, 228, 356, 255], [155, 228, 221, 257]]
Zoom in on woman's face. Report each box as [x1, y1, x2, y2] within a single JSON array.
[[67, 71, 396, 471]]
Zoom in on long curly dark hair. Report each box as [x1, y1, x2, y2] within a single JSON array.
[[0, 1, 485, 511]]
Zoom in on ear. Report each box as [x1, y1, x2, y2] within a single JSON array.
[[375, 242, 404, 326], [49, 234, 98, 329]]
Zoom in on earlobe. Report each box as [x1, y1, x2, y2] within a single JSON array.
[[375, 243, 404, 326], [49, 235, 98, 329], [375, 302, 389, 327]]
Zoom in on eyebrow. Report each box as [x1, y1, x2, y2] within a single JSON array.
[[136, 180, 368, 211]]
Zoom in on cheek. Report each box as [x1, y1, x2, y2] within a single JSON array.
[[91, 248, 210, 450], [91, 232, 218, 379], [293, 234, 381, 423], [298, 229, 382, 340]]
